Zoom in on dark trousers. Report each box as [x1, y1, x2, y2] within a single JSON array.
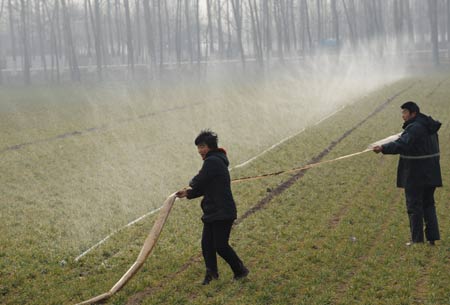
[[201, 220, 243, 275], [404, 185, 440, 243]]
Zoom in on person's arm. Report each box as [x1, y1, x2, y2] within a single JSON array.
[[186, 158, 219, 199], [381, 129, 415, 155], [175, 158, 220, 199]]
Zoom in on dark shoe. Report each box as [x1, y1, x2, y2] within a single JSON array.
[[202, 271, 219, 285], [429, 240, 436, 246], [233, 266, 249, 280]]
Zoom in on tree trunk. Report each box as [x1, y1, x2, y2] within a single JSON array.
[[342, 0, 356, 49], [44, 0, 61, 83], [8, 0, 17, 64], [135, 0, 142, 61], [94, 0, 104, 80], [175, 0, 182, 66], [262, 0, 272, 58], [248, 0, 262, 66], [317, 0, 323, 44], [301, 0, 312, 54], [279, 0, 290, 52], [107, 0, 115, 56], [143, 0, 156, 67], [393, 0, 404, 53], [288, 0, 297, 51], [428, 0, 440, 66], [206, 0, 214, 53], [185, 0, 194, 63], [331, 0, 340, 49], [61, 0, 81, 81], [195, 0, 202, 66], [124, 0, 135, 73], [157, 0, 163, 70], [20, 0, 31, 84], [230, 0, 245, 67], [163, 0, 171, 61], [114, 0, 122, 56], [217, 0, 224, 57], [274, 0, 284, 62], [88, 0, 103, 80], [35, 0, 48, 80], [226, 0, 232, 58], [405, 0, 415, 45], [84, 0, 92, 56], [447, 0, 450, 59]]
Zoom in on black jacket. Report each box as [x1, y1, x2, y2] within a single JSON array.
[[187, 149, 237, 223], [382, 113, 442, 188]]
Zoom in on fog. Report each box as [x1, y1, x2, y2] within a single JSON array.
[[0, 0, 449, 257]]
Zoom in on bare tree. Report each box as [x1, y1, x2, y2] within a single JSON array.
[[273, 0, 284, 61], [185, 0, 194, 63], [163, 0, 171, 61], [262, 0, 272, 58], [135, 0, 142, 61], [43, 0, 61, 82], [88, 0, 103, 80], [300, 0, 313, 54], [195, 0, 201, 65], [217, 0, 225, 57], [84, 0, 92, 56], [124, 0, 135, 73], [19, 0, 30, 84], [35, 0, 47, 80], [143, 0, 156, 67], [331, 0, 340, 49], [106, 0, 115, 56], [0, 0, 5, 84], [405, 0, 415, 45], [61, 0, 81, 81], [8, 0, 17, 65], [114, 0, 123, 56], [428, 0, 440, 66], [175, 0, 182, 65], [288, 0, 297, 51], [248, 0, 262, 66], [317, 0, 323, 44], [342, 0, 356, 49], [206, 0, 214, 53], [447, 0, 450, 59], [230, 0, 246, 67], [156, 0, 164, 70], [226, 0, 232, 58]]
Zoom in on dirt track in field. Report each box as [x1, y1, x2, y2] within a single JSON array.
[[0, 102, 203, 154]]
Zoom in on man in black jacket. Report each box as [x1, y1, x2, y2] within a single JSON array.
[[373, 101, 442, 245], [176, 130, 249, 284]]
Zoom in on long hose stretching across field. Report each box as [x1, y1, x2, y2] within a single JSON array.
[[76, 133, 404, 304]]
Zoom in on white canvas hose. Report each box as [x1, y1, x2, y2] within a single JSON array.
[[76, 193, 177, 305]]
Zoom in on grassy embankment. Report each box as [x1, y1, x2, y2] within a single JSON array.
[[0, 71, 449, 304]]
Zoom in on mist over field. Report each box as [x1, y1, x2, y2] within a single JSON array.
[[1, 0, 450, 304]]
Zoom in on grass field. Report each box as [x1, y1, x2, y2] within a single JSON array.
[[0, 68, 449, 305]]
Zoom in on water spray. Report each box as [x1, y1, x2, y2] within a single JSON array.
[[75, 133, 401, 304]]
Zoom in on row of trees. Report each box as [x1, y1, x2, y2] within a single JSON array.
[[1, 0, 450, 84]]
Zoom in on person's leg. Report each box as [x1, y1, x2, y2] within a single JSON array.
[[201, 222, 219, 284], [423, 186, 440, 243], [404, 185, 425, 243], [211, 220, 248, 279]]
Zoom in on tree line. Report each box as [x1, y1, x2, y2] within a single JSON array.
[[0, 0, 449, 85]]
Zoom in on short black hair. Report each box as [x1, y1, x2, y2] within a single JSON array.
[[401, 101, 420, 114], [194, 129, 218, 149]]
